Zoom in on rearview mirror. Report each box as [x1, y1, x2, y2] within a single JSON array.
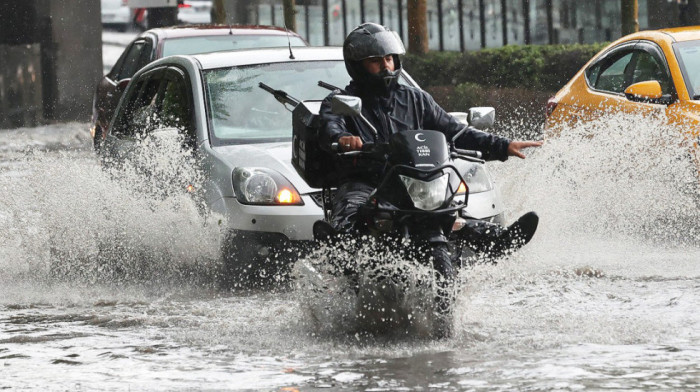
[[116, 78, 131, 91], [624, 80, 664, 102], [468, 107, 495, 129], [148, 127, 182, 145], [330, 94, 379, 138], [146, 127, 194, 150], [331, 95, 363, 116], [448, 112, 469, 125]]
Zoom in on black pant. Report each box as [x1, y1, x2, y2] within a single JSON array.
[[330, 181, 374, 233], [331, 181, 514, 258]]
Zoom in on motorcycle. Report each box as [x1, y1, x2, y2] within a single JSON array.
[[303, 94, 516, 337], [261, 83, 535, 337]]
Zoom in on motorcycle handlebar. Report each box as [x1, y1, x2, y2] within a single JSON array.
[[331, 142, 484, 162], [452, 147, 482, 159], [331, 142, 378, 156]]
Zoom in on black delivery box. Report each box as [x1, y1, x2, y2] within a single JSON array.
[[292, 101, 339, 188]]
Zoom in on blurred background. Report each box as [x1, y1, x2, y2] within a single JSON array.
[[0, 0, 697, 129]]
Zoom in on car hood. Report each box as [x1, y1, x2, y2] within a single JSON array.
[[212, 142, 317, 194]]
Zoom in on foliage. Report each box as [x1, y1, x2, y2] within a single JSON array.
[[403, 43, 609, 92]]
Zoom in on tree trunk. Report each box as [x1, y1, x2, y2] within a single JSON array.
[[283, 0, 297, 32], [231, 0, 254, 25], [621, 0, 638, 36], [679, 0, 700, 26], [211, 0, 226, 24], [407, 0, 428, 54]]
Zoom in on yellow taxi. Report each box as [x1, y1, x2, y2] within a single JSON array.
[[544, 27, 700, 180]]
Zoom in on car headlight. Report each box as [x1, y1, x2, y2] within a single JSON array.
[[399, 173, 449, 211], [458, 163, 493, 194], [232, 167, 303, 205]]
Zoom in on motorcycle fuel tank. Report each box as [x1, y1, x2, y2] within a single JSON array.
[[389, 130, 449, 168]]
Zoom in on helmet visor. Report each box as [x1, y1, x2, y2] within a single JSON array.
[[345, 30, 406, 61]]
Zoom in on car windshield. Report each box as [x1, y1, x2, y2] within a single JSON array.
[[674, 40, 700, 100], [162, 35, 307, 57], [203, 60, 409, 145]]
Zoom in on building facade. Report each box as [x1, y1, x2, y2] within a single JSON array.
[[0, 0, 102, 128], [242, 0, 694, 50]]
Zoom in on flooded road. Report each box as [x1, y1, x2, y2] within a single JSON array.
[[1, 118, 699, 391]]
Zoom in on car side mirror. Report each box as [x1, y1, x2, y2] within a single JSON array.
[[331, 95, 362, 116], [468, 107, 495, 129], [148, 127, 182, 143], [150, 127, 198, 151], [116, 78, 131, 91], [624, 80, 662, 101]]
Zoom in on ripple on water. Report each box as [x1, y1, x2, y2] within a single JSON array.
[[0, 114, 697, 389]]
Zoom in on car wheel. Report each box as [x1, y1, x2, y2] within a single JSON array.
[[218, 231, 296, 290], [93, 125, 103, 151], [430, 243, 455, 339]]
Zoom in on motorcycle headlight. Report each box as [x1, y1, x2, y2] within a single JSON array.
[[399, 173, 449, 211], [232, 167, 303, 205]]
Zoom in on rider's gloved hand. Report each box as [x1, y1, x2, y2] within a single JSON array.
[[338, 136, 363, 152]]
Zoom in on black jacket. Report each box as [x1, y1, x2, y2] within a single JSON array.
[[319, 81, 511, 161]]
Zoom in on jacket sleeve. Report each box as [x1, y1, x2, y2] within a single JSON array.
[[318, 91, 354, 153], [420, 90, 511, 162]]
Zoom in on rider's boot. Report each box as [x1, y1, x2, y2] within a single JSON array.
[[457, 211, 539, 261], [313, 220, 338, 242]]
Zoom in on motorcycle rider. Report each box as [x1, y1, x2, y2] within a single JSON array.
[[318, 22, 542, 259]]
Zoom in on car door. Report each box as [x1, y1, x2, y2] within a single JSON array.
[[96, 38, 155, 134], [582, 41, 671, 120], [157, 66, 197, 148], [151, 66, 201, 193], [104, 66, 166, 163]]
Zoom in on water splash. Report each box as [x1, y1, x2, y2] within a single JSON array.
[[0, 125, 222, 299], [294, 237, 447, 340], [293, 112, 699, 346], [495, 112, 698, 246], [453, 112, 700, 349]]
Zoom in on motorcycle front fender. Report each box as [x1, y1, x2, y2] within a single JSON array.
[[401, 222, 449, 245]]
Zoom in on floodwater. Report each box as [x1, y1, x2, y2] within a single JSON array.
[[1, 114, 699, 391]]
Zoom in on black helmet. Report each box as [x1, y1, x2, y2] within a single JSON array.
[[343, 23, 406, 95]]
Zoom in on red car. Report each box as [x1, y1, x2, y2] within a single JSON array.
[[92, 25, 308, 148]]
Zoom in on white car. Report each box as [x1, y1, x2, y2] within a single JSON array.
[[178, 0, 212, 24], [101, 0, 133, 31], [101, 47, 505, 286]]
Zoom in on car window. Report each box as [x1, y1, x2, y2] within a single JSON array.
[[203, 60, 411, 145], [112, 69, 164, 137], [114, 40, 152, 81], [673, 40, 700, 99], [593, 52, 635, 93], [630, 51, 673, 94], [161, 35, 307, 57], [160, 68, 195, 147], [108, 46, 130, 81]]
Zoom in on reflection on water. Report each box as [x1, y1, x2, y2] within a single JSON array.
[[0, 115, 698, 390]]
